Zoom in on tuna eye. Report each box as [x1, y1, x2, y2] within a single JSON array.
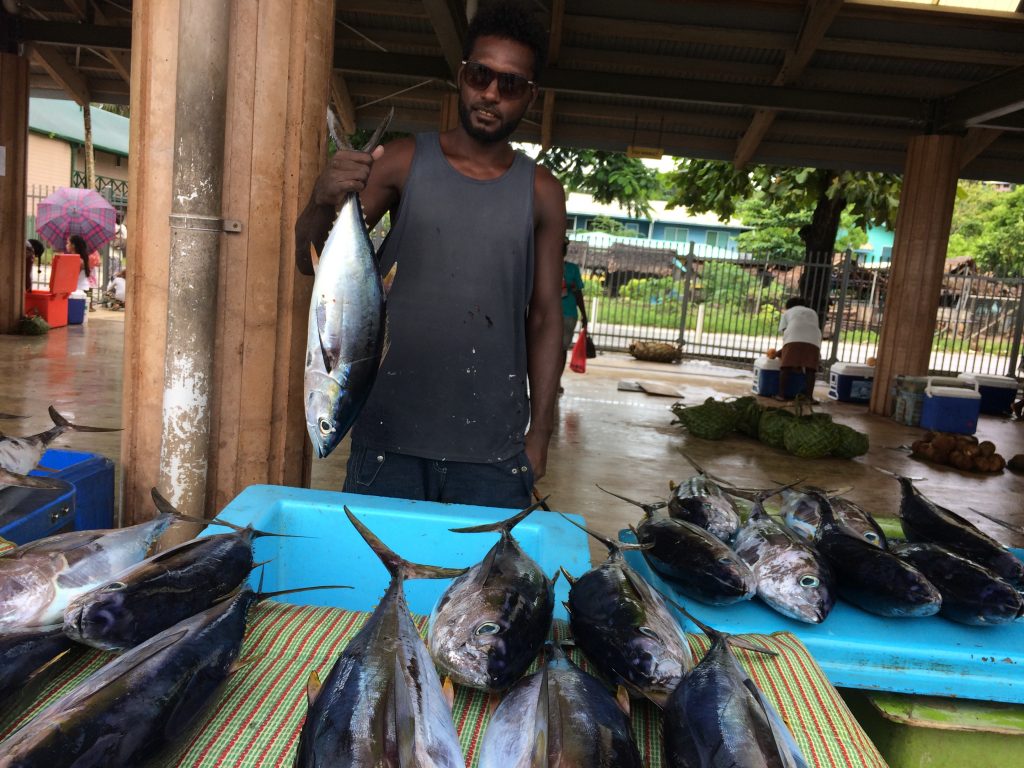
[[864, 532, 879, 542], [799, 575, 820, 588], [638, 626, 661, 640], [103, 582, 126, 591], [475, 622, 501, 636], [317, 417, 335, 436], [717, 556, 733, 564]]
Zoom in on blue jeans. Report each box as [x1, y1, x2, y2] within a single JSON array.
[[342, 445, 535, 509]]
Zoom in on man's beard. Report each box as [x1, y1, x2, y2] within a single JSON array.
[[458, 99, 519, 144]]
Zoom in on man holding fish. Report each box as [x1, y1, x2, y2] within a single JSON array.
[[295, 1, 566, 509]]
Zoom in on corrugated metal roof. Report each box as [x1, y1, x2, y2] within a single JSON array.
[[28, 98, 129, 157]]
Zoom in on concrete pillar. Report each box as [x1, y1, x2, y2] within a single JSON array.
[[0, 52, 29, 334], [869, 134, 963, 416], [121, 0, 332, 523]]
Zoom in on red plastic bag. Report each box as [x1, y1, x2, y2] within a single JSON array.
[[570, 328, 588, 373]]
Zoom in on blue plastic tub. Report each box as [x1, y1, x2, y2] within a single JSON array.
[[957, 373, 1019, 415], [204, 485, 591, 618], [30, 448, 114, 531], [0, 480, 76, 544], [620, 530, 1024, 704]]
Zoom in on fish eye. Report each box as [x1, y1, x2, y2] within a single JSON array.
[[317, 417, 335, 436], [799, 575, 820, 588], [103, 582, 126, 591], [717, 556, 733, 564], [475, 622, 501, 636], [638, 626, 661, 641], [864, 532, 879, 542]]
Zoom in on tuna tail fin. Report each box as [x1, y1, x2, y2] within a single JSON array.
[[47, 405, 122, 435], [326, 107, 349, 150], [596, 484, 665, 518], [149, 487, 307, 540], [449, 497, 548, 536], [557, 511, 649, 555], [650, 583, 777, 658], [345, 507, 468, 581], [256, 584, 352, 602], [0, 467, 66, 490], [359, 107, 394, 154]]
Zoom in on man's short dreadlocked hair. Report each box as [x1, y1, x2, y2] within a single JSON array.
[[462, 1, 549, 81]]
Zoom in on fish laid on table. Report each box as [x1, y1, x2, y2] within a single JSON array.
[[809, 490, 942, 618], [892, 542, 1024, 626], [304, 109, 395, 459], [602, 487, 756, 606], [781, 486, 887, 549], [560, 515, 692, 707], [478, 642, 643, 768], [666, 455, 742, 542], [0, 582, 341, 768], [0, 514, 175, 630], [294, 508, 465, 767], [733, 496, 836, 624], [63, 491, 267, 651], [0, 406, 120, 481], [664, 607, 809, 768], [896, 476, 1024, 589], [0, 625, 76, 710], [428, 500, 555, 691]]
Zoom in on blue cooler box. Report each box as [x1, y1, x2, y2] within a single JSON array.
[[752, 356, 805, 398], [0, 480, 76, 544], [956, 373, 1018, 415], [29, 448, 114, 531], [67, 296, 86, 324], [920, 381, 981, 435], [828, 362, 874, 403]]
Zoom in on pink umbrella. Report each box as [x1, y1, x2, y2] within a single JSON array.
[[36, 187, 117, 254]]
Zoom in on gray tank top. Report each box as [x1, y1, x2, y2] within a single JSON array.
[[352, 132, 536, 462]]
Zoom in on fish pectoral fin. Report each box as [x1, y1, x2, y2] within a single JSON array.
[[392, 653, 417, 767], [315, 304, 341, 374], [228, 654, 256, 676], [306, 669, 323, 707], [532, 664, 550, 767], [615, 685, 632, 717], [744, 678, 806, 768], [441, 676, 455, 709], [309, 243, 321, 273], [379, 315, 392, 368], [381, 261, 397, 295]]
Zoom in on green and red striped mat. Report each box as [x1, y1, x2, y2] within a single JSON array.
[[0, 600, 885, 767]]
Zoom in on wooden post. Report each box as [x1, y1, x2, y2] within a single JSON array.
[[0, 52, 29, 334], [122, 0, 332, 522], [869, 134, 962, 416]]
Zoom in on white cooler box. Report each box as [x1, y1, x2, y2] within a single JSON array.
[[828, 363, 875, 403]]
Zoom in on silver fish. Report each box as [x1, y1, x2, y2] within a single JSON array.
[[0, 514, 174, 630], [781, 486, 887, 549], [733, 498, 836, 624], [668, 454, 742, 542], [0, 406, 121, 480], [428, 500, 555, 691], [0, 625, 76, 711], [478, 643, 643, 768], [303, 110, 394, 459], [294, 508, 466, 767]]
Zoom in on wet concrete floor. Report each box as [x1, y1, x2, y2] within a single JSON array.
[[2, 311, 1022, 564]]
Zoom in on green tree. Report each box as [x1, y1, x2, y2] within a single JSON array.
[[538, 148, 660, 218], [947, 181, 1002, 260], [969, 185, 1024, 275], [665, 160, 901, 325], [584, 215, 633, 236], [735, 195, 867, 262]]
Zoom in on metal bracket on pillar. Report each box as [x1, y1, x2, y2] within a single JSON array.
[[168, 213, 242, 233]]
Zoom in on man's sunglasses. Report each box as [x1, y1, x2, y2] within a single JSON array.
[[461, 60, 536, 99]]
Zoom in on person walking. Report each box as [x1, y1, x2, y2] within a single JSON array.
[[777, 296, 821, 401], [294, 0, 566, 509], [558, 239, 588, 392]]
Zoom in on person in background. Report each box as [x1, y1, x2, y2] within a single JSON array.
[[105, 269, 126, 310], [777, 296, 821, 402], [67, 234, 91, 295], [87, 249, 101, 311], [24, 240, 36, 291], [558, 238, 588, 392], [27, 239, 45, 291]]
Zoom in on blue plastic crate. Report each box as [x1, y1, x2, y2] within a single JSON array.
[[957, 374, 1019, 416], [30, 448, 114, 531], [620, 530, 1024, 704], [203, 485, 591, 618], [0, 480, 76, 544]]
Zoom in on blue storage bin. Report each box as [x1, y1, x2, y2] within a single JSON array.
[[203, 485, 591, 618], [957, 373, 1018, 415], [0, 480, 76, 544], [920, 382, 981, 435], [67, 296, 86, 324], [752, 356, 804, 398], [29, 448, 114, 531], [828, 362, 874, 403]]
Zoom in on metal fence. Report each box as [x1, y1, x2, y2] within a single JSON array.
[[568, 233, 1023, 378]]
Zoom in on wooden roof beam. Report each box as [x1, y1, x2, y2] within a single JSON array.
[[331, 72, 358, 135], [423, 0, 467, 79], [540, 0, 565, 151], [29, 43, 91, 106], [939, 65, 1024, 129], [733, 0, 845, 169], [960, 127, 1004, 168]]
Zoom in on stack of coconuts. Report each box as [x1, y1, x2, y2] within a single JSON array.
[[911, 432, 1007, 474]]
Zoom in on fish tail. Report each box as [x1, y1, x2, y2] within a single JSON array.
[[345, 507, 467, 581], [678, 451, 706, 476], [595, 485, 665, 517], [48, 405, 121, 434], [0, 467, 65, 490], [359, 107, 394, 153], [150, 487, 300, 540], [257, 584, 352, 602], [449, 497, 548, 535], [557, 512, 649, 555]]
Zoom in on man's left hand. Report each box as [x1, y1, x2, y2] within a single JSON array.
[[524, 430, 549, 482]]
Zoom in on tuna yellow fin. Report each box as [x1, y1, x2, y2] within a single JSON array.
[[309, 243, 320, 273], [442, 676, 455, 709], [307, 669, 323, 707], [615, 685, 632, 716], [488, 691, 501, 717], [381, 261, 397, 295]]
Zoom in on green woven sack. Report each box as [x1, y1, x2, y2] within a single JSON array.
[[673, 398, 738, 440], [731, 397, 765, 438], [758, 408, 794, 448], [784, 417, 840, 459], [831, 424, 870, 458]]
